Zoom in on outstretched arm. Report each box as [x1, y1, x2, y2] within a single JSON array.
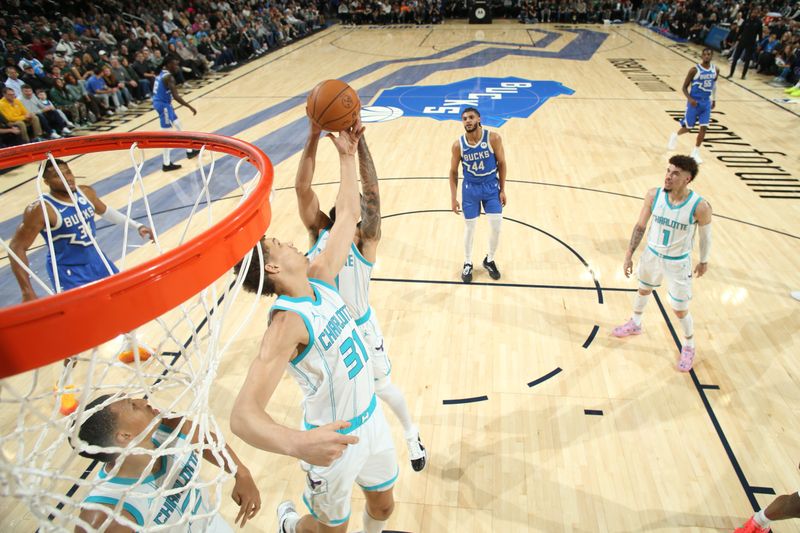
[[356, 135, 380, 262], [308, 123, 364, 283], [623, 188, 657, 278], [449, 140, 461, 214], [490, 131, 507, 207], [166, 73, 197, 115], [81, 186, 154, 241], [295, 119, 331, 245]]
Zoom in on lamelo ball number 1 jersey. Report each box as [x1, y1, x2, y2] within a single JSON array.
[[646, 187, 704, 260], [272, 279, 376, 429]]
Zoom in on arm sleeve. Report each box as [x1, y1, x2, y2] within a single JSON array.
[[698, 224, 711, 263], [101, 206, 144, 230]]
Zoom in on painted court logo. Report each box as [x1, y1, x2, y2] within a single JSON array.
[[362, 77, 574, 127]]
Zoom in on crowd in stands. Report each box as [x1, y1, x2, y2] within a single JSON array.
[[1, 0, 328, 148]]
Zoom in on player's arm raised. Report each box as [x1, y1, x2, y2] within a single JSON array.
[[166, 73, 196, 115], [308, 123, 364, 284], [230, 310, 358, 466], [81, 185, 154, 242], [490, 131, 507, 207], [694, 200, 712, 278], [9, 202, 48, 302], [449, 140, 461, 214], [356, 134, 380, 262], [682, 67, 698, 106], [624, 188, 657, 278], [295, 119, 331, 246]]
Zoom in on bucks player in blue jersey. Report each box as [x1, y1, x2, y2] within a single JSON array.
[[667, 47, 718, 164], [449, 107, 507, 283], [152, 56, 199, 172], [75, 395, 261, 531], [231, 122, 400, 533], [612, 155, 713, 372], [295, 118, 427, 474]]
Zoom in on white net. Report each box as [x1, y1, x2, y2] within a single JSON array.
[[0, 140, 268, 531]]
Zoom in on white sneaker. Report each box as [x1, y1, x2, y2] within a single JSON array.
[[276, 500, 299, 533], [690, 147, 703, 164], [118, 105, 129, 112], [667, 132, 678, 150], [61, 127, 72, 135], [49, 132, 62, 139], [405, 433, 427, 472], [791, 291, 800, 302]]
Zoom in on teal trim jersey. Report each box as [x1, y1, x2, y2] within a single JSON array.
[[647, 188, 704, 259]]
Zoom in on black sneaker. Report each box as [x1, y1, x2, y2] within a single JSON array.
[[483, 256, 501, 280], [406, 434, 427, 472], [186, 149, 200, 159], [461, 263, 473, 283], [162, 163, 182, 172]]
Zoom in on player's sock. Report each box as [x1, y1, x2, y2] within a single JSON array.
[[464, 217, 477, 264], [487, 213, 502, 262], [754, 509, 771, 528], [376, 383, 415, 438], [362, 508, 388, 533], [162, 148, 171, 165], [172, 118, 183, 131], [678, 313, 694, 347], [632, 293, 650, 326]]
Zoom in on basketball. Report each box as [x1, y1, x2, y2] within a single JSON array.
[[306, 80, 361, 132]]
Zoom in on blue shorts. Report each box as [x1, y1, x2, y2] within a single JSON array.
[[462, 179, 502, 220], [680, 98, 711, 128], [46, 252, 119, 292], [154, 102, 177, 128]]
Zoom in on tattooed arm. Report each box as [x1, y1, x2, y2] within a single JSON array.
[[623, 188, 657, 278], [356, 135, 381, 263]]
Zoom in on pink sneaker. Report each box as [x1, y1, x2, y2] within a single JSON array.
[[677, 345, 695, 372], [735, 516, 770, 533], [612, 318, 642, 337]]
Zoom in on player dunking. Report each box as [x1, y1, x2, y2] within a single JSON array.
[[231, 123, 399, 533], [449, 107, 507, 283], [612, 155, 712, 372], [295, 118, 427, 473], [9, 159, 155, 414], [667, 47, 718, 164], [151, 57, 199, 172]]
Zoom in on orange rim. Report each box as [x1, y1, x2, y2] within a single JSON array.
[[0, 132, 273, 379]]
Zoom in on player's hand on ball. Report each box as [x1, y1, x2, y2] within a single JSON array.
[[623, 257, 633, 278], [326, 120, 364, 156], [139, 226, 155, 242], [451, 199, 461, 214], [307, 113, 322, 135], [499, 190, 507, 207], [232, 467, 261, 527], [299, 421, 359, 466], [694, 262, 708, 278]]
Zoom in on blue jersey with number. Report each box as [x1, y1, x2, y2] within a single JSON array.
[[152, 70, 172, 107], [40, 190, 100, 265], [689, 63, 716, 101], [270, 279, 375, 428], [460, 128, 498, 184]]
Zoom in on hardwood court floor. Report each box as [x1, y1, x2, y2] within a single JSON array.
[[1, 21, 798, 532]]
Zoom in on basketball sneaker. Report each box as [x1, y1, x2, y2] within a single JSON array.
[[791, 291, 800, 301], [784, 86, 797, 94], [55, 384, 78, 416], [277, 500, 300, 533], [735, 516, 770, 533], [611, 318, 642, 337], [406, 433, 428, 472], [483, 256, 501, 280], [461, 263, 473, 283], [186, 149, 200, 159], [677, 345, 695, 372], [789, 88, 800, 97], [162, 163, 182, 172], [667, 132, 678, 150], [690, 147, 703, 164]]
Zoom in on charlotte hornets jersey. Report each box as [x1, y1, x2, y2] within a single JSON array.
[[689, 63, 716, 101], [306, 228, 372, 324], [40, 190, 102, 265], [459, 128, 498, 183], [272, 279, 375, 429], [152, 70, 173, 107], [646, 188, 704, 260], [83, 425, 231, 531]]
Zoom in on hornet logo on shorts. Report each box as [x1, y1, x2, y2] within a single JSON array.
[[361, 77, 574, 128]]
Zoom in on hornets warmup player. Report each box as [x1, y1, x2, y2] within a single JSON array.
[[668, 47, 718, 164], [449, 107, 507, 283], [76, 395, 261, 531], [295, 119, 427, 474], [612, 155, 713, 373], [232, 123, 400, 533], [151, 56, 199, 172]]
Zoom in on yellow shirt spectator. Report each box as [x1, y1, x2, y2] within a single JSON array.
[[0, 97, 29, 122]]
